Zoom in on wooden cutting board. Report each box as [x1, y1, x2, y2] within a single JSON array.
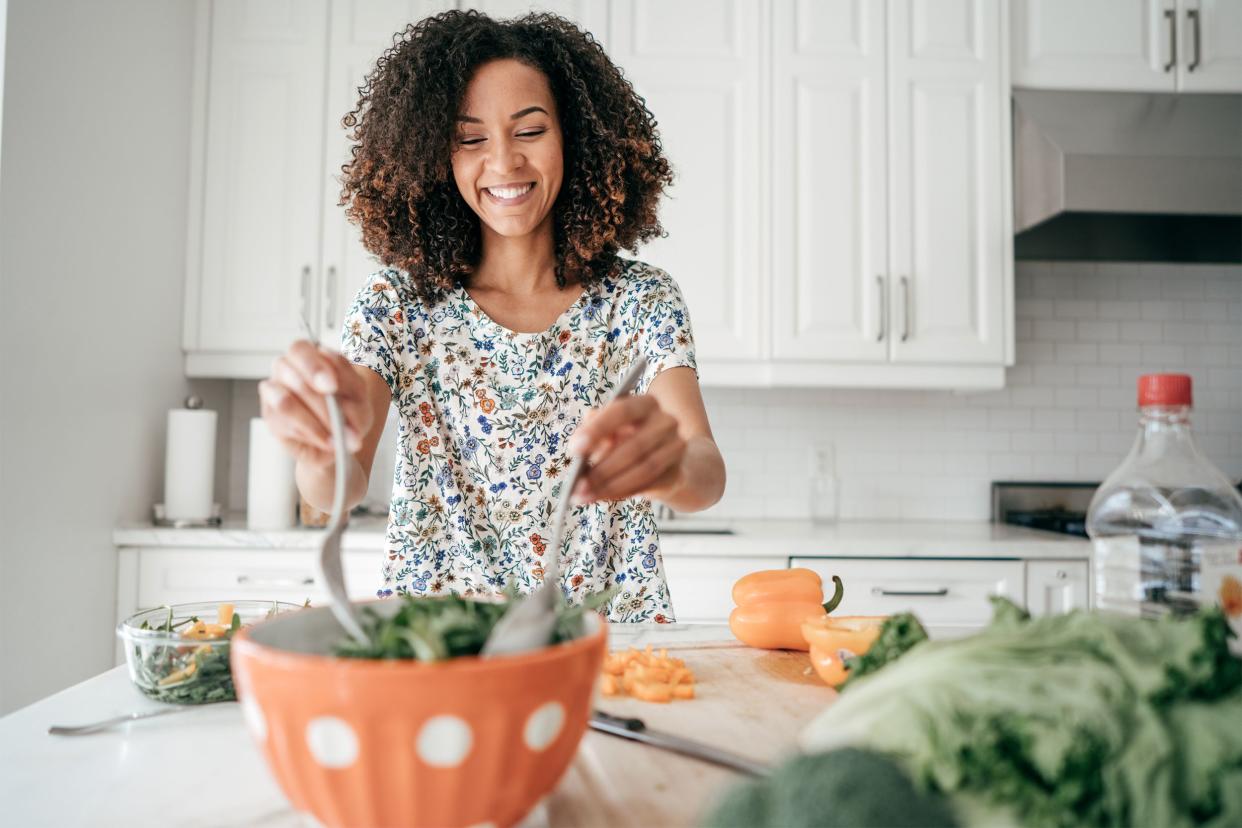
[[534, 640, 837, 828]]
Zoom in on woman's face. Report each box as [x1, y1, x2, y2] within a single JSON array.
[[451, 59, 564, 241]]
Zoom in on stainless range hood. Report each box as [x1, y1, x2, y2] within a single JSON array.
[[1012, 90, 1242, 262]]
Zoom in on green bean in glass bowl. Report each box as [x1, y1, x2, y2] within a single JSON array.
[[117, 600, 304, 704]]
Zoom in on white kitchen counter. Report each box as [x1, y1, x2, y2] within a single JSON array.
[[114, 516, 1089, 560], [0, 624, 753, 828]]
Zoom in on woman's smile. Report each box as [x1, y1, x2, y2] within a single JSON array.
[[483, 182, 536, 205]]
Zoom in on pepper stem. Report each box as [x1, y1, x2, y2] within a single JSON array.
[[822, 575, 844, 614]]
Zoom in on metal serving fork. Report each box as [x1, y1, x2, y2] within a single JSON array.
[[298, 316, 369, 646], [480, 356, 648, 656]]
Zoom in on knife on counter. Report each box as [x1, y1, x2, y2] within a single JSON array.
[[589, 710, 771, 777]]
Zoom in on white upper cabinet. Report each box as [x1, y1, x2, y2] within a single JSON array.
[[1012, 0, 1174, 91], [888, 0, 1006, 365], [188, 0, 330, 359], [1013, 0, 1242, 92], [321, 1, 453, 349], [1180, 0, 1242, 91], [771, 0, 888, 363], [186, 0, 1013, 388], [608, 0, 766, 363]]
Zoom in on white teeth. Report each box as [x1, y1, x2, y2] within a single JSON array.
[[486, 183, 533, 199]]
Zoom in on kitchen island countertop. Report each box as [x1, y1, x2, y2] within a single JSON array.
[[0, 624, 829, 828]]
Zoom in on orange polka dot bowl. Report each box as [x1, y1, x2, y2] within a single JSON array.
[[230, 601, 607, 828]]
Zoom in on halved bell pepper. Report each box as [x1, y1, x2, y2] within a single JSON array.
[[800, 615, 886, 687], [728, 568, 844, 651]]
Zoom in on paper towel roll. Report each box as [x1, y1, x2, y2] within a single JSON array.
[[164, 407, 217, 521], [248, 418, 297, 530]]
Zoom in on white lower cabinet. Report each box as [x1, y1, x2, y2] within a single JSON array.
[[663, 554, 787, 623], [1025, 560, 1090, 616], [791, 557, 1025, 638]]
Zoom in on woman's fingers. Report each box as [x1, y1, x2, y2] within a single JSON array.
[[580, 427, 685, 503], [568, 396, 657, 460], [587, 411, 678, 484], [276, 342, 369, 448], [258, 379, 331, 452]]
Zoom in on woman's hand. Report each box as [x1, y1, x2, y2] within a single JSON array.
[[567, 395, 687, 505], [258, 340, 374, 469]]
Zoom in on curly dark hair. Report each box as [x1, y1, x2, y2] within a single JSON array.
[[339, 10, 673, 298]]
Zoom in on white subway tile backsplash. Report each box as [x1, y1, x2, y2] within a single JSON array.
[[1077, 320, 1119, 342], [1141, 301, 1183, 321]]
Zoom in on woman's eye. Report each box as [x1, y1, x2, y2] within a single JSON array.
[[458, 137, 484, 146], [517, 129, 546, 138]]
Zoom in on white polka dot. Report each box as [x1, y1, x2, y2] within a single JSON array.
[[241, 697, 267, 742], [416, 715, 473, 768], [305, 717, 358, 769], [523, 701, 565, 752]]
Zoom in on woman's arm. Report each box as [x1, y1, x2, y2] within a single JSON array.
[[569, 366, 726, 513]]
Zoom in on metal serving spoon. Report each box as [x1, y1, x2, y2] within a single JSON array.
[[299, 315, 369, 646], [481, 356, 648, 657]]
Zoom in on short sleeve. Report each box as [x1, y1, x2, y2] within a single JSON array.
[[630, 265, 698, 394], [339, 269, 410, 397]]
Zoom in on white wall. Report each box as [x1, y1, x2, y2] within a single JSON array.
[[0, 0, 208, 714]]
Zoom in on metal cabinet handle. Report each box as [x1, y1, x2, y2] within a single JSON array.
[[871, 587, 949, 597], [1164, 8, 1177, 72], [237, 574, 315, 588], [1187, 9, 1201, 72], [875, 275, 886, 342], [323, 265, 337, 338], [900, 276, 911, 342], [299, 264, 312, 332]]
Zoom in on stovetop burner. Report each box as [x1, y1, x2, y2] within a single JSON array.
[[992, 481, 1098, 538]]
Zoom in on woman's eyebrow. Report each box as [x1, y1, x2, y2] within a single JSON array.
[[456, 105, 549, 124]]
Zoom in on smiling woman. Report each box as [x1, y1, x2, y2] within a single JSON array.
[[258, 10, 726, 622]]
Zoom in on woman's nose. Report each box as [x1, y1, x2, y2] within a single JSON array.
[[485, 137, 524, 175]]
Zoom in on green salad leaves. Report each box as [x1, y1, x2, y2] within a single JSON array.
[[802, 599, 1242, 827], [334, 590, 613, 661]]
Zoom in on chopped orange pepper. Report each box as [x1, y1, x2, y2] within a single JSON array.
[[599, 646, 697, 703]]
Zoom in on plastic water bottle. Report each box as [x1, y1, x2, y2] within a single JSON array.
[[1087, 374, 1242, 642]]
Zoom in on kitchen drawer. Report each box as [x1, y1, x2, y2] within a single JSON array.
[[133, 548, 383, 611], [789, 558, 1024, 636], [664, 555, 787, 622]]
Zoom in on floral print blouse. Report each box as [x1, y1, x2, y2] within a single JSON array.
[[340, 257, 697, 622]]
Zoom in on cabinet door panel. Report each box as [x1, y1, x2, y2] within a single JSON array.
[[792, 557, 1024, 635], [888, 0, 1005, 364], [772, 0, 888, 361], [1180, 0, 1242, 92], [663, 554, 787, 622], [609, 0, 764, 362], [197, 0, 329, 352], [322, 1, 452, 348], [134, 548, 383, 609], [1012, 0, 1175, 92]]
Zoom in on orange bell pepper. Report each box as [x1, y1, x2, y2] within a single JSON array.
[[728, 569, 844, 650], [800, 615, 886, 687]]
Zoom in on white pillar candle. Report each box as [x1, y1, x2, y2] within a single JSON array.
[[247, 417, 297, 530]]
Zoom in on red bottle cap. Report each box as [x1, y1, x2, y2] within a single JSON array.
[[1138, 373, 1192, 407]]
